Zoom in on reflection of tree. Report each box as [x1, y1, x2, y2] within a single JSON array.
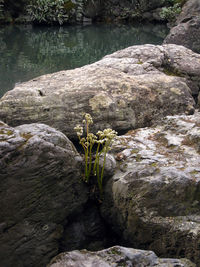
[[0, 23, 168, 97]]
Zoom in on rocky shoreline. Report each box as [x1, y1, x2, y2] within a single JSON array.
[[0, 41, 200, 266], [0, 1, 200, 266]]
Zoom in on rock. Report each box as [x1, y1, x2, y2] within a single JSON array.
[[0, 44, 199, 139], [61, 204, 107, 252], [101, 111, 200, 265], [143, 8, 165, 22], [0, 121, 88, 267], [164, 0, 200, 53], [47, 245, 195, 267]]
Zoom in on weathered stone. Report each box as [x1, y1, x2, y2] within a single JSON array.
[[101, 111, 200, 265], [47, 245, 195, 267], [61, 204, 107, 252], [164, 0, 200, 54], [0, 44, 199, 140], [0, 121, 88, 267]]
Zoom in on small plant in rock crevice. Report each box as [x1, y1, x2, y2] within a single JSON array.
[[74, 113, 117, 196]]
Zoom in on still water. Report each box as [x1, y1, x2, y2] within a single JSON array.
[[0, 23, 168, 97]]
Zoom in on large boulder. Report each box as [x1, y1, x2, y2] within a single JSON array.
[[47, 246, 195, 267], [164, 0, 200, 53], [101, 111, 200, 265], [0, 121, 88, 267], [0, 44, 199, 139]]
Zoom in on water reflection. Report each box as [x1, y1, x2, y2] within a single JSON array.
[[0, 23, 169, 97]]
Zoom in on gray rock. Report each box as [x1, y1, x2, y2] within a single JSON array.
[[164, 0, 200, 53], [101, 111, 200, 265], [61, 205, 107, 252], [0, 44, 199, 139], [0, 121, 88, 267], [47, 245, 195, 267]]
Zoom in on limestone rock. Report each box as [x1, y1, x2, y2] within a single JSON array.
[[164, 0, 200, 53], [61, 204, 107, 252], [0, 44, 200, 139], [0, 121, 88, 267], [47, 245, 195, 267], [101, 111, 200, 265]]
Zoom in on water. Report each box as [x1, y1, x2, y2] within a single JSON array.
[[0, 23, 169, 97]]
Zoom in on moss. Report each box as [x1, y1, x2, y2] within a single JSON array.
[[135, 154, 142, 162], [0, 129, 14, 136], [163, 66, 184, 77], [151, 162, 157, 167], [154, 132, 168, 146], [190, 170, 199, 175], [20, 132, 33, 140], [137, 60, 143, 64], [131, 148, 139, 154], [17, 133, 33, 150], [0, 129, 15, 141], [110, 247, 121, 255]]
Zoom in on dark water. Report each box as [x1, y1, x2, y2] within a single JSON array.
[[0, 23, 169, 97]]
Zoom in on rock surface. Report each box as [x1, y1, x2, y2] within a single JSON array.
[[101, 111, 200, 265], [61, 204, 107, 252], [164, 0, 200, 54], [0, 44, 200, 139], [0, 121, 88, 267], [47, 245, 195, 267]]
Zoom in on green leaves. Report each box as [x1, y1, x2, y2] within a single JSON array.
[[27, 0, 72, 25], [160, 3, 181, 22]]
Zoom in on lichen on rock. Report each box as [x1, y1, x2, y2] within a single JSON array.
[[101, 111, 200, 265], [47, 245, 196, 267]]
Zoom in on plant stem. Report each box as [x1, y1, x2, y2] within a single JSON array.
[[85, 146, 89, 182], [93, 142, 100, 175], [99, 144, 109, 194], [88, 143, 93, 180], [96, 153, 101, 192], [85, 120, 89, 182]]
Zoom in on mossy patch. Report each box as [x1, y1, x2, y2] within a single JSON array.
[[135, 154, 142, 162], [154, 132, 168, 146], [131, 148, 139, 154], [17, 133, 33, 150], [150, 162, 157, 167], [137, 60, 143, 64], [190, 170, 199, 175], [109, 247, 121, 255], [0, 129, 14, 136], [20, 132, 33, 141], [0, 128, 15, 141], [163, 66, 184, 77]]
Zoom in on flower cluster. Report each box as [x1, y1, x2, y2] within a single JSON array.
[[74, 125, 83, 137], [74, 113, 117, 195]]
